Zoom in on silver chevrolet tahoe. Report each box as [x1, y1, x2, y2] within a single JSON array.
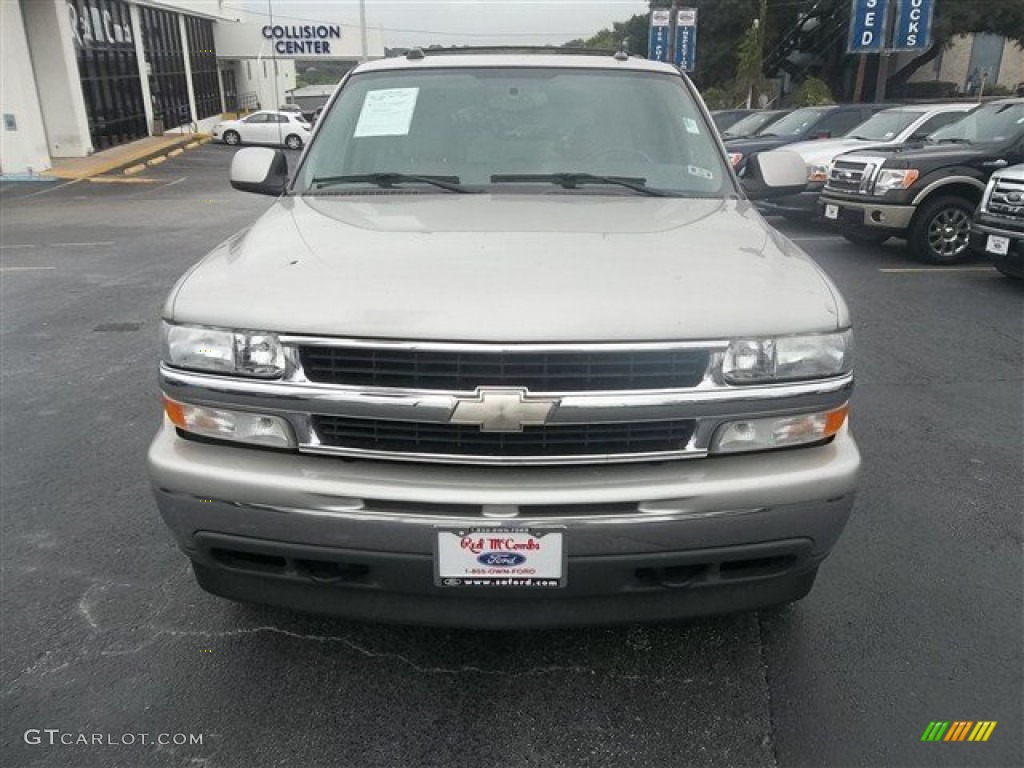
[[148, 51, 860, 628]]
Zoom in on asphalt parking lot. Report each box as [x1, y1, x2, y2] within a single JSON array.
[[2, 144, 1021, 768]]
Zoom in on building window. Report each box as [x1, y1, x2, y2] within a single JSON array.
[[68, 0, 147, 150], [140, 5, 190, 128], [185, 17, 219, 119]]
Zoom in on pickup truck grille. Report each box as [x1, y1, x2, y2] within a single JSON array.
[[825, 160, 875, 195], [988, 176, 1024, 219], [311, 415, 697, 460], [298, 346, 710, 392]]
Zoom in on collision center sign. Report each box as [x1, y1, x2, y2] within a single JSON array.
[[262, 24, 341, 55]]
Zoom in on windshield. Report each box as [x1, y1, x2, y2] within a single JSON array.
[[723, 111, 785, 138], [758, 107, 828, 137], [297, 68, 732, 196], [847, 109, 924, 140], [928, 102, 1024, 143]]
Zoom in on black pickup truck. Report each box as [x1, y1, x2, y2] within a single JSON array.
[[819, 98, 1024, 263]]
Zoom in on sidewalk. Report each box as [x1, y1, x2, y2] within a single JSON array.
[[43, 133, 210, 180]]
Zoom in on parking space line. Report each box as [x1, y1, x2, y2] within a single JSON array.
[[0, 244, 38, 250], [50, 241, 115, 247], [879, 267, 994, 273], [0, 266, 56, 272]]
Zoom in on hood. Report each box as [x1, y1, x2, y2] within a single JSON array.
[[168, 194, 845, 342], [722, 136, 791, 155], [783, 137, 875, 165], [839, 140, 1005, 169]]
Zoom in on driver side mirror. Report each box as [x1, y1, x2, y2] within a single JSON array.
[[229, 147, 289, 196], [741, 150, 808, 200]]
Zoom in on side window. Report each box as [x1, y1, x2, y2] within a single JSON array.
[[910, 112, 967, 140], [245, 113, 267, 124], [271, 114, 289, 124], [814, 110, 864, 138]]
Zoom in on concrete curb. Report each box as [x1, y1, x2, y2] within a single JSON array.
[[44, 133, 212, 180]]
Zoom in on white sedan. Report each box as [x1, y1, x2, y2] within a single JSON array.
[[212, 111, 312, 150]]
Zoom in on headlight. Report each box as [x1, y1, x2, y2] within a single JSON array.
[[163, 396, 295, 448], [162, 322, 285, 378], [808, 163, 830, 183], [728, 152, 744, 168], [710, 404, 848, 454], [872, 169, 919, 193], [722, 330, 852, 384]]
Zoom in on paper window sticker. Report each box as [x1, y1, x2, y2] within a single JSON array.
[[354, 88, 420, 138]]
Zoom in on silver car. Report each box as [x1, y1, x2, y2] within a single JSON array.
[[149, 50, 860, 627]]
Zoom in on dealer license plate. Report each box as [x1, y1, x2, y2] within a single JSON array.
[[986, 235, 1010, 256], [824, 204, 839, 220], [435, 528, 565, 588]]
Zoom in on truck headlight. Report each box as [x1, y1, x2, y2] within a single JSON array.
[[808, 163, 830, 183], [163, 396, 295, 448], [710, 404, 848, 454], [722, 330, 852, 384], [162, 322, 285, 378], [872, 169, 919, 193]]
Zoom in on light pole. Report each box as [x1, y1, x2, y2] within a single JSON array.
[[359, 0, 368, 62]]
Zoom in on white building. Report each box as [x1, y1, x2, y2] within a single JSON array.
[[1, 0, 384, 175]]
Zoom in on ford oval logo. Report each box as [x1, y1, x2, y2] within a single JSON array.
[[477, 552, 526, 567]]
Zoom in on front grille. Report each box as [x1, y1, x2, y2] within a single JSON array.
[[988, 177, 1024, 219], [826, 160, 873, 195], [312, 415, 697, 459], [298, 346, 710, 392]]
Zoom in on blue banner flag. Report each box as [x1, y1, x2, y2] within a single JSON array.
[[648, 9, 671, 62], [892, 0, 934, 51], [673, 8, 698, 72], [847, 0, 889, 53]]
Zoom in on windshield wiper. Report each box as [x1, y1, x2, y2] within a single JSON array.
[[310, 173, 477, 193], [489, 173, 675, 197]]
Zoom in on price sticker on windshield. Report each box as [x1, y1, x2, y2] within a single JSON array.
[[354, 88, 419, 137]]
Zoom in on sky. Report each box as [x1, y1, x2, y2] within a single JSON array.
[[236, 1, 650, 48]]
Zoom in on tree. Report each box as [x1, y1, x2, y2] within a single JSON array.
[[564, 14, 650, 55], [761, 0, 1024, 99]]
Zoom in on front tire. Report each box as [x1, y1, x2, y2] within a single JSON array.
[[284, 134, 303, 150], [909, 195, 975, 264], [223, 130, 241, 146]]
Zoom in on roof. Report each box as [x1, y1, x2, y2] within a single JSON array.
[[352, 53, 681, 76]]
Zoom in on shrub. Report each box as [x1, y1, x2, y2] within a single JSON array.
[[790, 77, 835, 106]]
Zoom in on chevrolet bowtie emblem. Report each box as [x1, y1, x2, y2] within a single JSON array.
[[449, 388, 558, 432]]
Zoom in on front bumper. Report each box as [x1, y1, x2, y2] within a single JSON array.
[[970, 218, 1024, 277], [756, 187, 823, 217], [148, 419, 860, 626], [819, 195, 915, 234]]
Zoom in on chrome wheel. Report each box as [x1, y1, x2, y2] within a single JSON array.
[[285, 134, 302, 150], [926, 207, 971, 260]]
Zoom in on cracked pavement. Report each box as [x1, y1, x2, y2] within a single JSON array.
[[2, 147, 1021, 767]]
